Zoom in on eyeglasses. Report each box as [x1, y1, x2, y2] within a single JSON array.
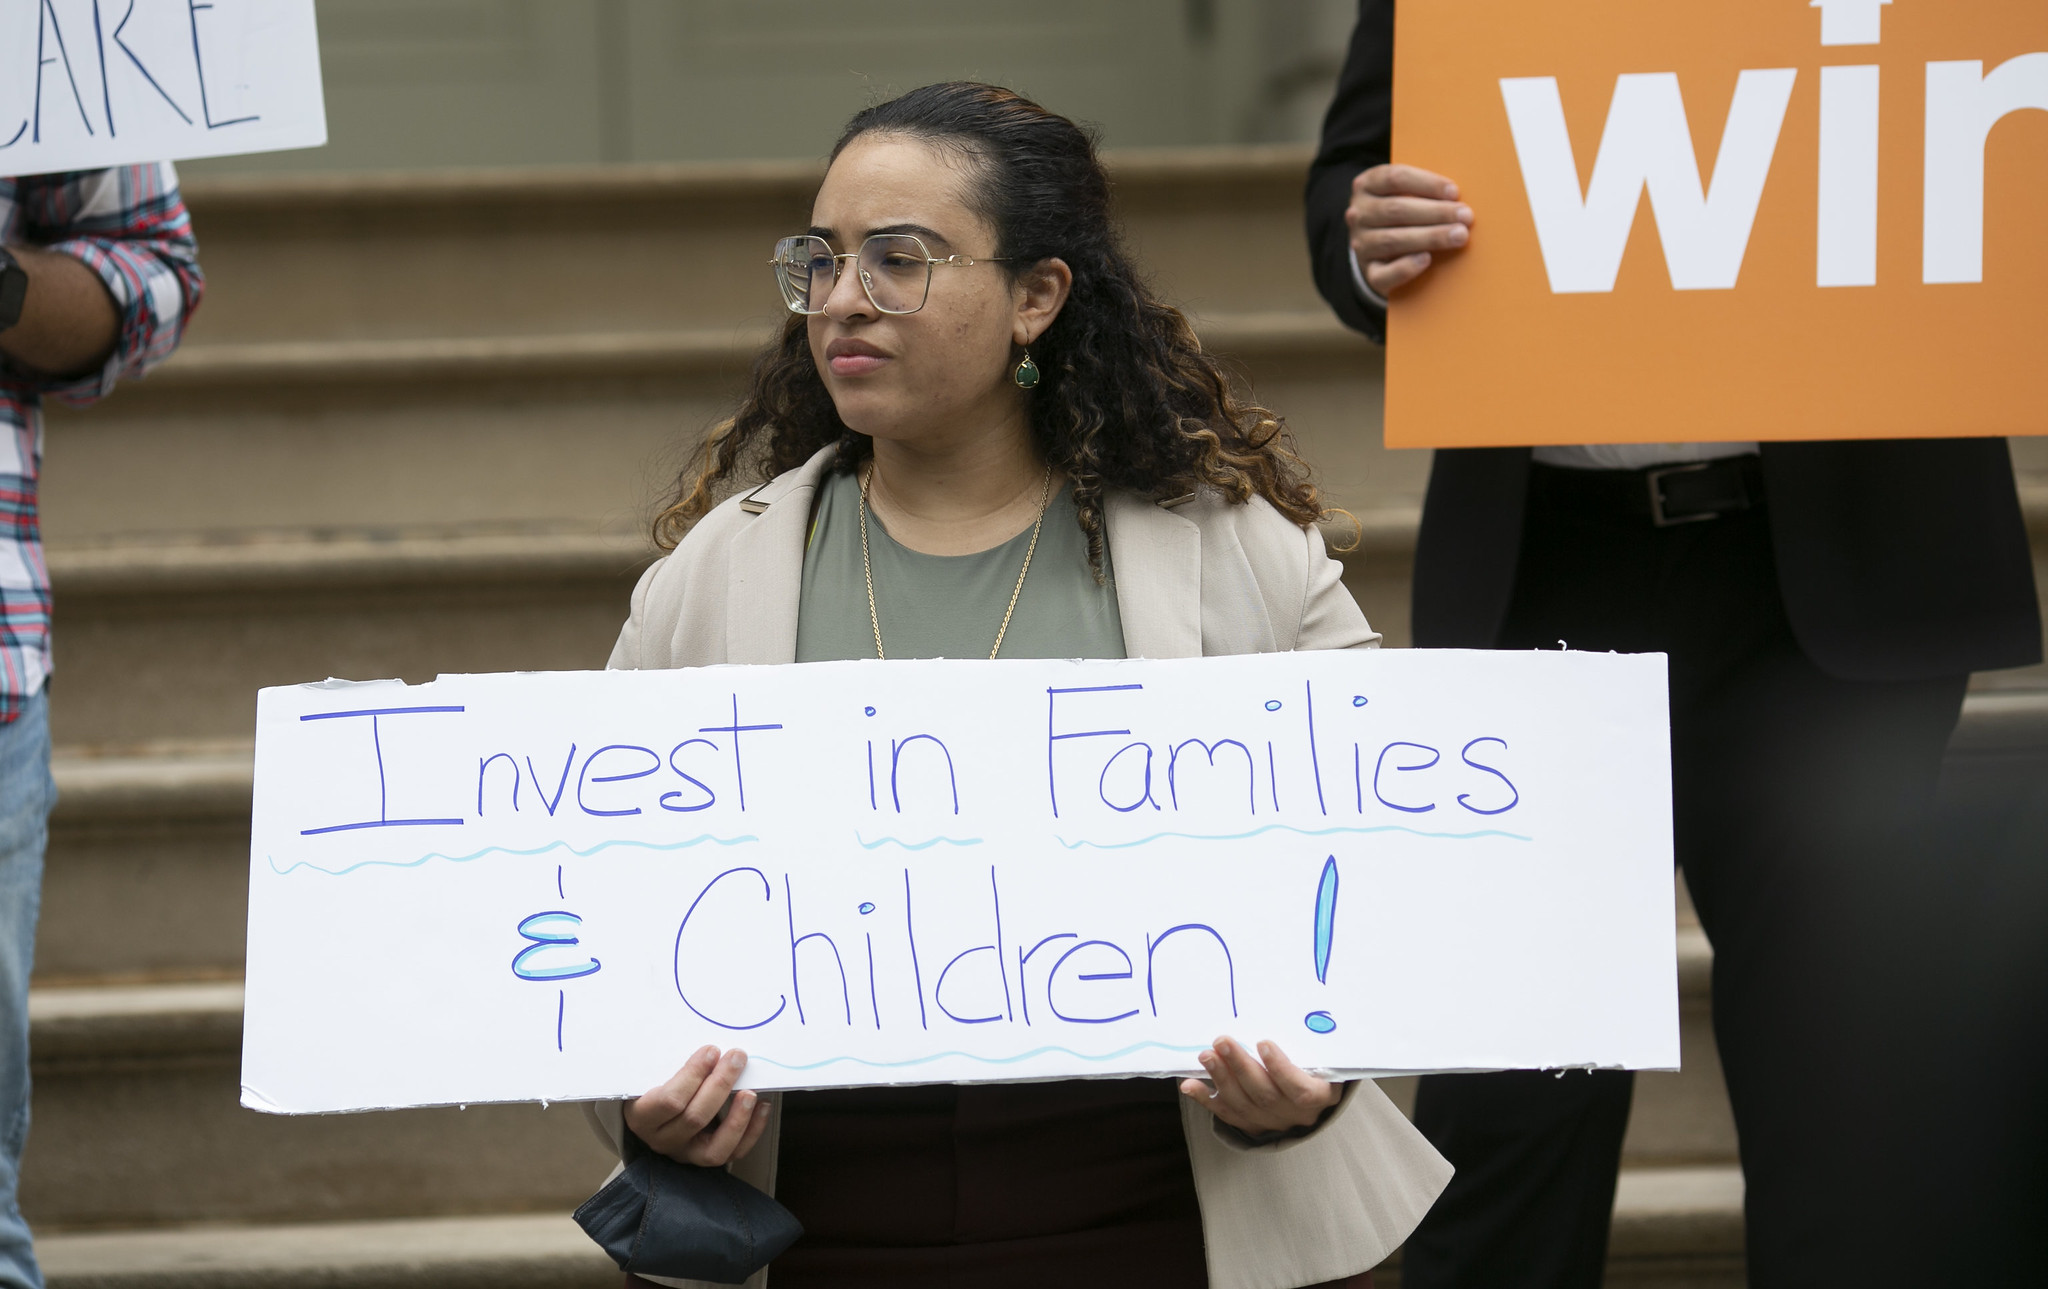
[[770, 233, 1010, 316]]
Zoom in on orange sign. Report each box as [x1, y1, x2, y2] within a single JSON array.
[[1384, 0, 2048, 446]]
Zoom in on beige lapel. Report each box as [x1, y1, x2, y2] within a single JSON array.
[[1106, 490, 1203, 660], [724, 446, 838, 665]]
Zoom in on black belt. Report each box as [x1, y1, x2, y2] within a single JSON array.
[[1530, 455, 1765, 527]]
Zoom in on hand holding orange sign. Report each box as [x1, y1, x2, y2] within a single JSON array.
[[1347, 164, 1474, 297], [1384, 0, 2048, 447]]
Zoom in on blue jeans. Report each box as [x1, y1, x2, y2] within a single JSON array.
[[0, 692, 52, 1289]]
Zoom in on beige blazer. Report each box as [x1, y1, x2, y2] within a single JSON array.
[[593, 446, 1453, 1289]]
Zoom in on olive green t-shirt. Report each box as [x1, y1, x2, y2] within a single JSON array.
[[794, 468, 1125, 663]]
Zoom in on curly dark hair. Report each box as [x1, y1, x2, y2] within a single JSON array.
[[654, 81, 1327, 571]]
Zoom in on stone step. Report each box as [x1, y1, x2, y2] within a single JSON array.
[[42, 744, 254, 983], [41, 311, 1399, 548], [46, 528, 655, 749], [1940, 686, 2048, 811], [1375, 1166, 1746, 1289], [20, 982, 614, 1230], [1629, 927, 1728, 1167], [1590, 1166, 1748, 1289], [42, 332, 752, 547], [40, 1212, 617, 1289], [35, 1165, 1744, 1289], [170, 149, 1331, 349]]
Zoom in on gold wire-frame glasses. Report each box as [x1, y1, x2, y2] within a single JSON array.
[[770, 233, 1010, 316]]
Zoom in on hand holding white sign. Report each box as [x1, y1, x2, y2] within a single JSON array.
[[626, 1046, 773, 1168], [1184, 1036, 1342, 1134]]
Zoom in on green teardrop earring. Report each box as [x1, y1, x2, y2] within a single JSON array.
[[1013, 350, 1041, 390]]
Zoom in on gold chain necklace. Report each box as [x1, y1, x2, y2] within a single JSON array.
[[858, 460, 1054, 661]]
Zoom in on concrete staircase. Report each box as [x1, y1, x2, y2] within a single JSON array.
[[23, 146, 2047, 1286]]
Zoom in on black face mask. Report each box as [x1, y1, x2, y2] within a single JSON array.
[[574, 1125, 804, 1285]]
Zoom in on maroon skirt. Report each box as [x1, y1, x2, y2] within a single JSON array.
[[767, 1077, 1207, 1287]]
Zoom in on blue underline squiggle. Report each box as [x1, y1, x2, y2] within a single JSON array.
[[854, 833, 984, 851], [750, 1040, 1208, 1072], [1056, 822, 1533, 850], [268, 834, 760, 877]]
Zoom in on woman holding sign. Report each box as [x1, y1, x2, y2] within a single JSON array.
[[595, 83, 1449, 1289]]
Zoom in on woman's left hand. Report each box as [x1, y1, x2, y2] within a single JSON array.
[[1179, 1036, 1342, 1135]]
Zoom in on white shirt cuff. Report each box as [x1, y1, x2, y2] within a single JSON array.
[[1347, 246, 1389, 310]]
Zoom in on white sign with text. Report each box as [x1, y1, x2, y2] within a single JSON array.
[[242, 651, 1679, 1115], [1, 0, 324, 176]]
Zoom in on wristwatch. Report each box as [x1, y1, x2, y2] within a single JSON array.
[[0, 248, 26, 333]]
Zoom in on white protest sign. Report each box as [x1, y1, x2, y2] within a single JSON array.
[[243, 651, 1679, 1115], [1, 0, 324, 177]]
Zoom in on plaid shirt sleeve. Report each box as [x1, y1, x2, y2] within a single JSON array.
[[10, 163, 204, 404], [0, 163, 203, 722]]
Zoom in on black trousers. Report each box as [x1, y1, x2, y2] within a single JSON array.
[[1400, 467, 1966, 1289]]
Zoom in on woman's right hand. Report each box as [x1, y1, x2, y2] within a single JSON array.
[[624, 1045, 772, 1166]]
